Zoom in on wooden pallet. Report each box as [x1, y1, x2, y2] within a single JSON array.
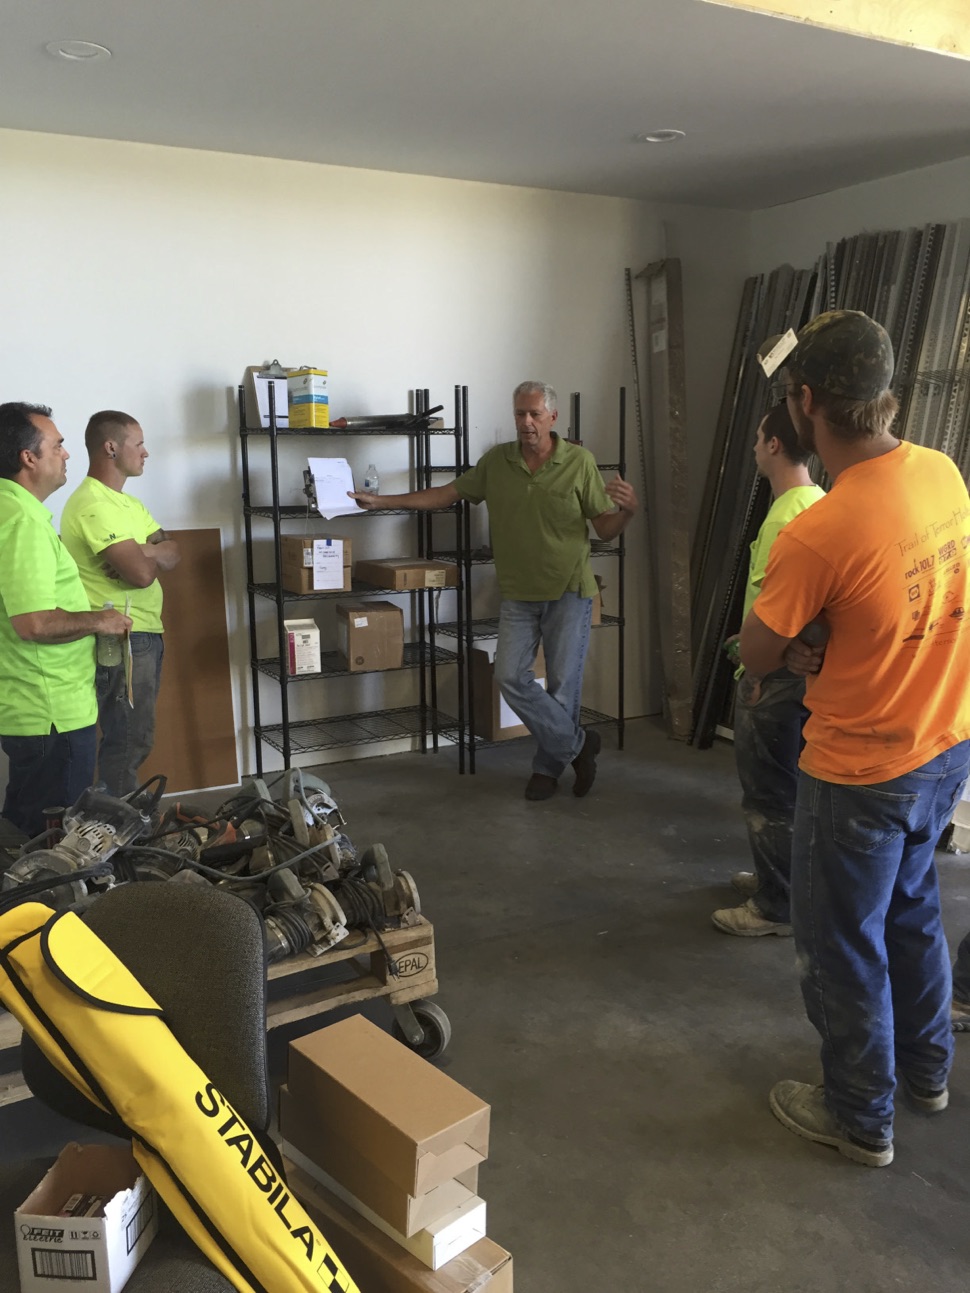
[[0, 917, 437, 1106], [266, 917, 437, 1030]]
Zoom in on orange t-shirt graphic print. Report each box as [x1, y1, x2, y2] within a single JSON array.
[[753, 441, 970, 784]]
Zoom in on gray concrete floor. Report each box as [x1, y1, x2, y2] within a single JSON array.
[[4, 716, 970, 1290]]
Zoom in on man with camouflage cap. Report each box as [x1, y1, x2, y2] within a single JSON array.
[[741, 309, 970, 1168]]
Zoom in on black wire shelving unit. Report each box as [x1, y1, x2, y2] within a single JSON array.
[[239, 382, 468, 772]]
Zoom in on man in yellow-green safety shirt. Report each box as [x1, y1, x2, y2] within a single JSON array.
[[712, 401, 824, 939], [61, 411, 180, 797], [0, 403, 132, 837]]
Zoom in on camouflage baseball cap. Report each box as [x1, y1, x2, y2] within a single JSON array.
[[765, 310, 894, 400]]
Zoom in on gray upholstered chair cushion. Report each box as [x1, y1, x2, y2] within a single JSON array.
[[21, 881, 271, 1135]]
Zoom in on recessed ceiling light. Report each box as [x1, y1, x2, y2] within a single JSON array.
[[636, 129, 686, 144], [45, 40, 112, 61]]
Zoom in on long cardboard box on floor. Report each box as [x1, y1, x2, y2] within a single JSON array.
[[288, 1016, 489, 1196], [279, 1084, 481, 1236], [284, 1142, 486, 1270], [286, 1160, 513, 1293]]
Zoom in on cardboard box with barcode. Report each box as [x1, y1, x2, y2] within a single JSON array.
[[15, 1143, 158, 1293], [283, 619, 321, 676], [335, 601, 404, 672], [280, 1085, 483, 1263], [287, 1017, 490, 1199], [471, 647, 546, 741], [286, 1160, 512, 1293], [280, 535, 351, 595], [354, 559, 459, 591]]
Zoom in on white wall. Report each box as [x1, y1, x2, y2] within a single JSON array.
[[750, 155, 970, 274], [1, 127, 691, 784]]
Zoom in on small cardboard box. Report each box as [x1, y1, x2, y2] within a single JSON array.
[[284, 1143, 485, 1270], [15, 1143, 158, 1293], [354, 559, 459, 591], [280, 535, 352, 594], [286, 1161, 513, 1293], [288, 367, 329, 428], [284, 618, 321, 675], [591, 574, 605, 627], [287, 1016, 490, 1197], [279, 1085, 480, 1237], [470, 648, 545, 741], [335, 601, 404, 672]]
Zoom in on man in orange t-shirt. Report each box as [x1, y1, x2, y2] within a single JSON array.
[[741, 310, 970, 1169]]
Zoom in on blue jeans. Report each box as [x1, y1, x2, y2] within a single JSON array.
[[792, 740, 970, 1146], [0, 724, 97, 838], [96, 632, 164, 796], [734, 670, 807, 922], [494, 593, 593, 778]]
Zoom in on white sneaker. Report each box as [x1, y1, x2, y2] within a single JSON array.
[[711, 898, 793, 938], [731, 871, 759, 897]]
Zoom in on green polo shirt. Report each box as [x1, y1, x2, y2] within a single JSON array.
[[454, 436, 611, 600], [0, 478, 97, 736], [61, 477, 164, 633]]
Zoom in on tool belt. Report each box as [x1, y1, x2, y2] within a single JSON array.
[[0, 901, 359, 1293]]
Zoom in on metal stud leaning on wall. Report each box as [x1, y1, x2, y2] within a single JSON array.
[[690, 218, 970, 748], [690, 264, 816, 748], [625, 261, 692, 741]]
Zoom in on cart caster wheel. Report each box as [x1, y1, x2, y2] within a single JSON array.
[[394, 1000, 452, 1060]]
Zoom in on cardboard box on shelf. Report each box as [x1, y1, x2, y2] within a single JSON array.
[[354, 559, 459, 591], [284, 1143, 486, 1270], [286, 1161, 513, 1293], [470, 648, 546, 741], [284, 619, 321, 675], [287, 1016, 490, 1197], [591, 574, 606, 626], [288, 367, 329, 428], [279, 1085, 480, 1238], [335, 601, 404, 672], [280, 535, 352, 594], [15, 1143, 158, 1293]]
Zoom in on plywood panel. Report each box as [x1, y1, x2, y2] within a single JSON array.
[[643, 259, 693, 741], [139, 528, 239, 794]]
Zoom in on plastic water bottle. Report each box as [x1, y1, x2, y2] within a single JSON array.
[[363, 464, 380, 494], [96, 601, 123, 667]]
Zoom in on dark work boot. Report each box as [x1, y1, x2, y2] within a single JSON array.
[[524, 774, 558, 801], [571, 729, 602, 798]]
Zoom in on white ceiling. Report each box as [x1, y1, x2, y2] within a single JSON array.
[[3, 0, 970, 210]]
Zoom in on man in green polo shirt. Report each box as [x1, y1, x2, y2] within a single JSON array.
[[61, 411, 181, 796], [0, 402, 132, 837], [351, 381, 638, 800]]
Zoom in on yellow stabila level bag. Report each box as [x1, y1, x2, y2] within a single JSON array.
[[0, 901, 360, 1293]]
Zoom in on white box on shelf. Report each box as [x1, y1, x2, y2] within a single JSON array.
[[284, 619, 321, 675]]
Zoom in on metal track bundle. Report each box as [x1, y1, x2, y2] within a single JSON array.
[[691, 218, 970, 748]]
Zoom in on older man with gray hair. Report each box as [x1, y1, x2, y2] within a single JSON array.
[[352, 381, 638, 799]]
